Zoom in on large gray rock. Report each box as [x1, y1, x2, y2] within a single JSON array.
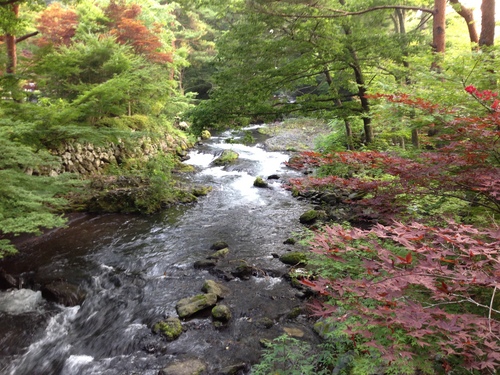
[[176, 293, 218, 319]]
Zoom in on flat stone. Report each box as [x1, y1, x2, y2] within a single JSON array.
[[159, 358, 206, 375], [176, 293, 218, 319], [202, 280, 229, 298]]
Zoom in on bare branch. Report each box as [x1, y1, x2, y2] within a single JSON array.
[[251, 5, 434, 19], [16, 31, 38, 44]]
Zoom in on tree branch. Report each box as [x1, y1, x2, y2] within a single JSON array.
[[16, 31, 39, 44], [0, 0, 23, 5], [251, 5, 434, 19]]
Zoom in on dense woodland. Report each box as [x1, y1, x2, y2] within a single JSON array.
[[1, 0, 499, 373]]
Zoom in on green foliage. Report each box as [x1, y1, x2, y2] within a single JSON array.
[[252, 335, 318, 375], [0, 136, 82, 257]]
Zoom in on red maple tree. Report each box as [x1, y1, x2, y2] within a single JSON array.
[[35, 3, 78, 47], [288, 87, 500, 372], [104, 0, 172, 64]]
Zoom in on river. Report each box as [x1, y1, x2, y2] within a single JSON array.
[[0, 125, 319, 375]]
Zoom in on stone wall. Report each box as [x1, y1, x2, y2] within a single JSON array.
[[45, 133, 192, 176]]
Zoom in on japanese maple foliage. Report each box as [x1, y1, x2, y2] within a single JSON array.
[[36, 3, 78, 47], [105, 0, 173, 64], [290, 87, 500, 373], [286, 87, 500, 223], [304, 221, 499, 372]]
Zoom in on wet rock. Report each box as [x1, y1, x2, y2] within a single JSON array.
[[286, 307, 303, 320], [192, 185, 213, 197], [159, 358, 206, 375], [231, 263, 254, 280], [299, 209, 321, 224], [201, 129, 212, 139], [267, 174, 280, 180], [152, 317, 183, 341], [283, 327, 305, 337], [202, 280, 229, 298], [279, 252, 307, 266], [320, 192, 340, 205], [212, 304, 232, 322], [207, 247, 229, 259], [194, 260, 217, 269], [41, 281, 86, 306], [283, 238, 296, 245], [0, 268, 18, 289], [212, 150, 239, 166], [253, 176, 268, 188], [257, 317, 274, 329], [210, 268, 235, 281], [217, 362, 248, 375], [210, 241, 229, 251], [176, 293, 218, 319]]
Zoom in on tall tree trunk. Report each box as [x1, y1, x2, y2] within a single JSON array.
[[5, 3, 19, 74], [479, 0, 495, 47], [324, 68, 354, 150], [349, 55, 373, 144], [449, 0, 479, 45], [431, 0, 446, 71]]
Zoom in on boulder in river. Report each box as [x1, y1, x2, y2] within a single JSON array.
[[152, 317, 183, 341], [201, 130, 212, 140], [202, 279, 229, 298], [210, 241, 229, 251], [211, 150, 239, 166], [194, 260, 217, 269], [176, 293, 218, 319], [211, 304, 232, 322], [159, 358, 206, 375], [253, 176, 268, 188], [41, 280, 86, 306], [207, 247, 229, 259]]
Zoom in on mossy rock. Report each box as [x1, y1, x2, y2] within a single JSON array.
[[210, 241, 229, 250], [192, 185, 213, 197], [280, 252, 307, 266], [212, 304, 232, 322], [212, 150, 239, 166], [202, 279, 229, 298], [176, 293, 218, 319], [253, 176, 268, 188], [152, 317, 183, 341], [201, 130, 212, 139], [299, 209, 320, 224], [207, 247, 229, 259]]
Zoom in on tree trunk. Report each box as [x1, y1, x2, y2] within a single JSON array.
[[324, 68, 354, 150], [350, 56, 373, 144], [479, 0, 495, 47], [431, 0, 446, 71], [449, 0, 479, 45], [5, 3, 19, 74]]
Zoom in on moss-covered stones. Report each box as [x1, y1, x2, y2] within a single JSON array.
[[279, 252, 308, 266], [299, 209, 320, 224], [176, 293, 218, 319], [152, 317, 183, 341], [253, 176, 268, 188], [212, 304, 232, 322], [211, 150, 239, 166]]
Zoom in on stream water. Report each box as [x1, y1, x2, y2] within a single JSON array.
[[0, 125, 318, 375]]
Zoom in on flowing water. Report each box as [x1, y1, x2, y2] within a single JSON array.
[[0, 125, 318, 375]]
